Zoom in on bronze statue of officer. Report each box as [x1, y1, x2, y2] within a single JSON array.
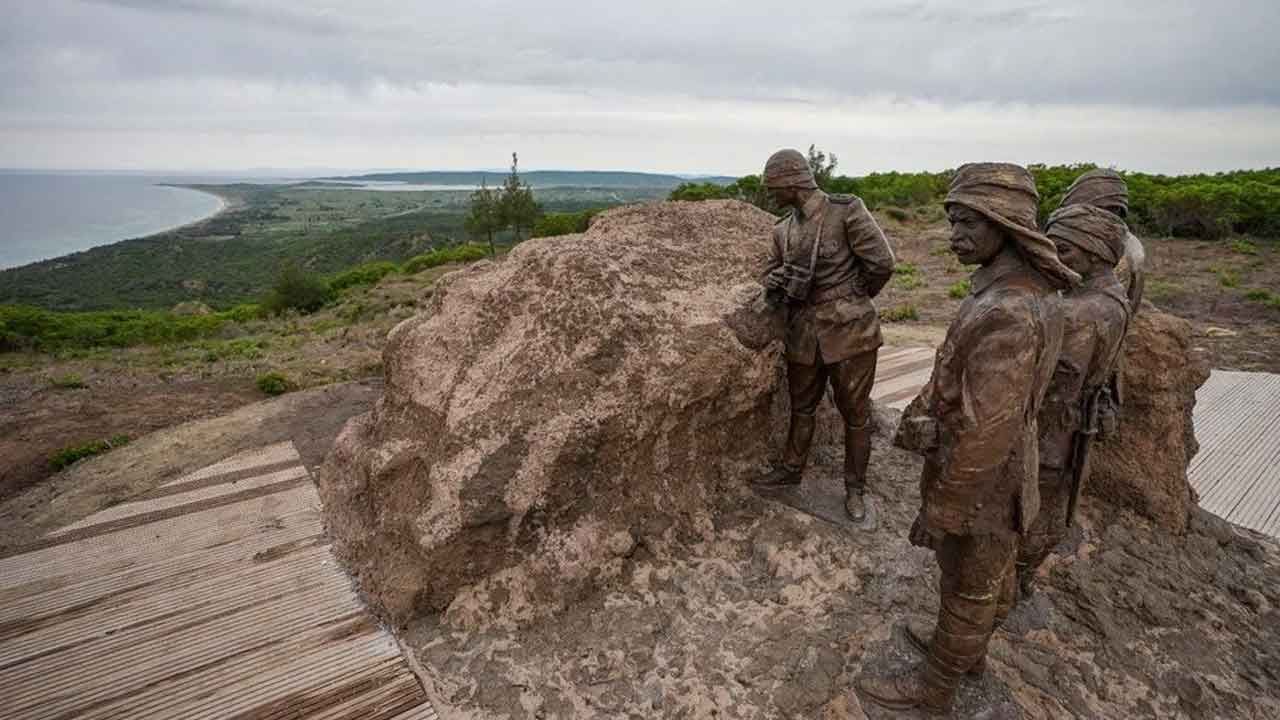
[[755, 148, 896, 522]]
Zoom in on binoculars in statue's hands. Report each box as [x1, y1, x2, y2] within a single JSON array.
[[764, 264, 815, 307]]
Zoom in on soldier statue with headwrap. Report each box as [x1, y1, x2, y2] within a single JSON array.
[[1015, 204, 1132, 596], [754, 148, 896, 523], [859, 163, 1077, 714], [1058, 168, 1146, 313]]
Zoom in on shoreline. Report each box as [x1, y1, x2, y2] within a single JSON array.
[[0, 184, 240, 272], [156, 184, 240, 232]]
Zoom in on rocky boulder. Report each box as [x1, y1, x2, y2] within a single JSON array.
[[1087, 309, 1210, 534], [317, 200, 790, 629]]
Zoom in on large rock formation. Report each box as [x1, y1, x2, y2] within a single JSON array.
[[318, 200, 788, 628], [1087, 308, 1210, 534]]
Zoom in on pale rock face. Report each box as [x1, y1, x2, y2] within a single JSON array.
[[317, 200, 790, 629], [1087, 308, 1210, 533]]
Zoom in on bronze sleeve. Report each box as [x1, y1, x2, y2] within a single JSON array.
[[844, 203, 895, 298]]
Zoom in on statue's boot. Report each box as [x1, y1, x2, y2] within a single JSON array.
[[1016, 559, 1038, 599], [856, 665, 953, 715], [901, 619, 986, 675], [753, 412, 814, 487], [843, 420, 872, 521]]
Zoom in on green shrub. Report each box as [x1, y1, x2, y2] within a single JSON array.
[[0, 304, 226, 353], [1146, 280, 1181, 300], [401, 244, 490, 274], [50, 373, 87, 389], [327, 261, 399, 293], [256, 371, 293, 396], [1232, 239, 1260, 255], [885, 207, 910, 222], [532, 210, 600, 237], [262, 264, 333, 315], [49, 434, 129, 470], [880, 304, 919, 322], [668, 182, 733, 202], [894, 274, 925, 291], [200, 338, 266, 362], [893, 263, 919, 276], [948, 279, 971, 299], [221, 303, 265, 323], [1218, 270, 1240, 288], [1245, 289, 1275, 302]]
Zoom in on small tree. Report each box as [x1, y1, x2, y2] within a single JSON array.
[[808, 144, 838, 189], [465, 178, 502, 257], [499, 152, 543, 242]]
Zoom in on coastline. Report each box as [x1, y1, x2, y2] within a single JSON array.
[[156, 184, 239, 232], [0, 182, 240, 272]]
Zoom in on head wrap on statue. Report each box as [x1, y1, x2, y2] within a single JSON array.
[[1060, 168, 1129, 218], [763, 149, 818, 189], [1046, 204, 1127, 266], [945, 162, 1081, 289]]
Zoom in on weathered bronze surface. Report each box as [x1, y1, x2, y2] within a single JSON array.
[[1060, 168, 1146, 312], [1019, 204, 1132, 593], [861, 163, 1074, 713], [755, 149, 895, 521]]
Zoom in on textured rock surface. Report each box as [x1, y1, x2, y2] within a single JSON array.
[[317, 200, 790, 628], [405, 417, 1280, 719], [1087, 309, 1210, 534]]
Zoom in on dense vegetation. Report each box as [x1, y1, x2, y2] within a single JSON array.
[[672, 160, 1280, 240], [0, 243, 493, 353]]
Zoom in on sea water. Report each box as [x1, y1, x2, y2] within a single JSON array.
[[0, 173, 229, 270]]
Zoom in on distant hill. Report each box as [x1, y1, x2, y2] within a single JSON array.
[[322, 170, 738, 189]]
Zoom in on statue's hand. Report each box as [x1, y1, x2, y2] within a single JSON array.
[[764, 267, 787, 291], [909, 512, 936, 549]]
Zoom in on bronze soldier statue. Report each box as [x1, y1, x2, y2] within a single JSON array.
[[754, 148, 896, 522], [1017, 204, 1131, 595], [858, 163, 1078, 713], [1059, 168, 1145, 313]]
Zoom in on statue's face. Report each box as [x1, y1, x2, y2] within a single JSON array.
[[947, 205, 1004, 265], [1099, 202, 1128, 220], [767, 184, 800, 207], [1055, 240, 1097, 277]]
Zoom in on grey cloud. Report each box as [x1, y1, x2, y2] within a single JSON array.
[[5, 0, 1278, 108]]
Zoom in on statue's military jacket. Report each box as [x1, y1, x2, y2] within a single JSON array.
[[761, 191, 895, 366], [913, 254, 1064, 536], [1037, 271, 1130, 472]]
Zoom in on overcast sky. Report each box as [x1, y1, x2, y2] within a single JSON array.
[[3, 0, 1278, 175]]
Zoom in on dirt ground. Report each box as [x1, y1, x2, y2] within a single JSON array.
[[0, 371, 261, 502], [0, 379, 381, 552]]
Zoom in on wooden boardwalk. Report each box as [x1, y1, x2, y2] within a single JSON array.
[[0, 441, 438, 720], [1190, 370, 1280, 538], [870, 346, 935, 410]]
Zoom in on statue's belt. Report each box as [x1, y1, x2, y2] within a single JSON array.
[[805, 284, 859, 306]]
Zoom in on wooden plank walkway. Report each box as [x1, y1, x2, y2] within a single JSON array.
[[871, 346, 934, 410], [1190, 370, 1280, 538], [0, 441, 438, 720]]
